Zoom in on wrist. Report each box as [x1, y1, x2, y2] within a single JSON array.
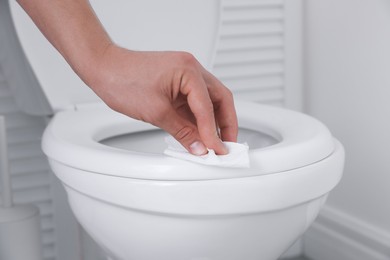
[[73, 41, 115, 88]]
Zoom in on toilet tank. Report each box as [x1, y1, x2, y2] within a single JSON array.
[[9, 0, 220, 112]]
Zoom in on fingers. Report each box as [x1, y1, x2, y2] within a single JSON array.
[[180, 71, 228, 155], [159, 107, 208, 155], [203, 70, 238, 142]]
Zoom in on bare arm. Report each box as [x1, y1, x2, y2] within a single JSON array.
[[16, 0, 111, 82], [17, 0, 238, 155]]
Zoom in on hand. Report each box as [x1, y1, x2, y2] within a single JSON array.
[[16, 0, 237, 155], [85, 44, 238, 155]]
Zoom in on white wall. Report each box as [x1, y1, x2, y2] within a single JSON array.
[[304, 0, 390, 258]]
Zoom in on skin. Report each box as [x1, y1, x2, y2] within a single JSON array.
[[17, 0, 238, 155]]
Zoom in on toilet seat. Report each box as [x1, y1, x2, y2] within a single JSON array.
[[42, 101, 335, 181]]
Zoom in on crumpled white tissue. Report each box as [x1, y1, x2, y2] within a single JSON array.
[[163, 135, 250, 168]]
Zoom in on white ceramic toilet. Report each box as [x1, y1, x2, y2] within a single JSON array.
[[10, 1, 345, 260]]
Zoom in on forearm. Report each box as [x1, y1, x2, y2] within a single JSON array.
[[17, 0, 112, 83]]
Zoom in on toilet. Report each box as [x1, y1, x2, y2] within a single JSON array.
[[9, 1, 345, 260]]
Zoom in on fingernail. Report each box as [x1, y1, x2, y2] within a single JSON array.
[[190, 141, 207, 156], [219, 141, 229, 155]]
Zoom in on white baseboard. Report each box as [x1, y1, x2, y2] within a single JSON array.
[[303, 205, 390, 260]]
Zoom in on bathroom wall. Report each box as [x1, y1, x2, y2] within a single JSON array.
[[303, 0, 390, 259]]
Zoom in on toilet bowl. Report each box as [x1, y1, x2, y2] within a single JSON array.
[[9, 0, 345, 259], [41, 101, 344, 260]]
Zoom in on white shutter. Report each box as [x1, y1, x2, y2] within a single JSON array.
[[0, 77, 57, 260], [213, 0, 303, 109]]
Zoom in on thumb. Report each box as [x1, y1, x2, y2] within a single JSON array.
[[159, 108, 208, 156]]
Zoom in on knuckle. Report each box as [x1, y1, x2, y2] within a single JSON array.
[[178, 52, 197, 67], [217, 85, 233, 101], [225, 88, 234, 99], [174, 126, 196, 142]]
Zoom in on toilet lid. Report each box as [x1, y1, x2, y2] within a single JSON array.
[[42, 101, 336, 180]]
